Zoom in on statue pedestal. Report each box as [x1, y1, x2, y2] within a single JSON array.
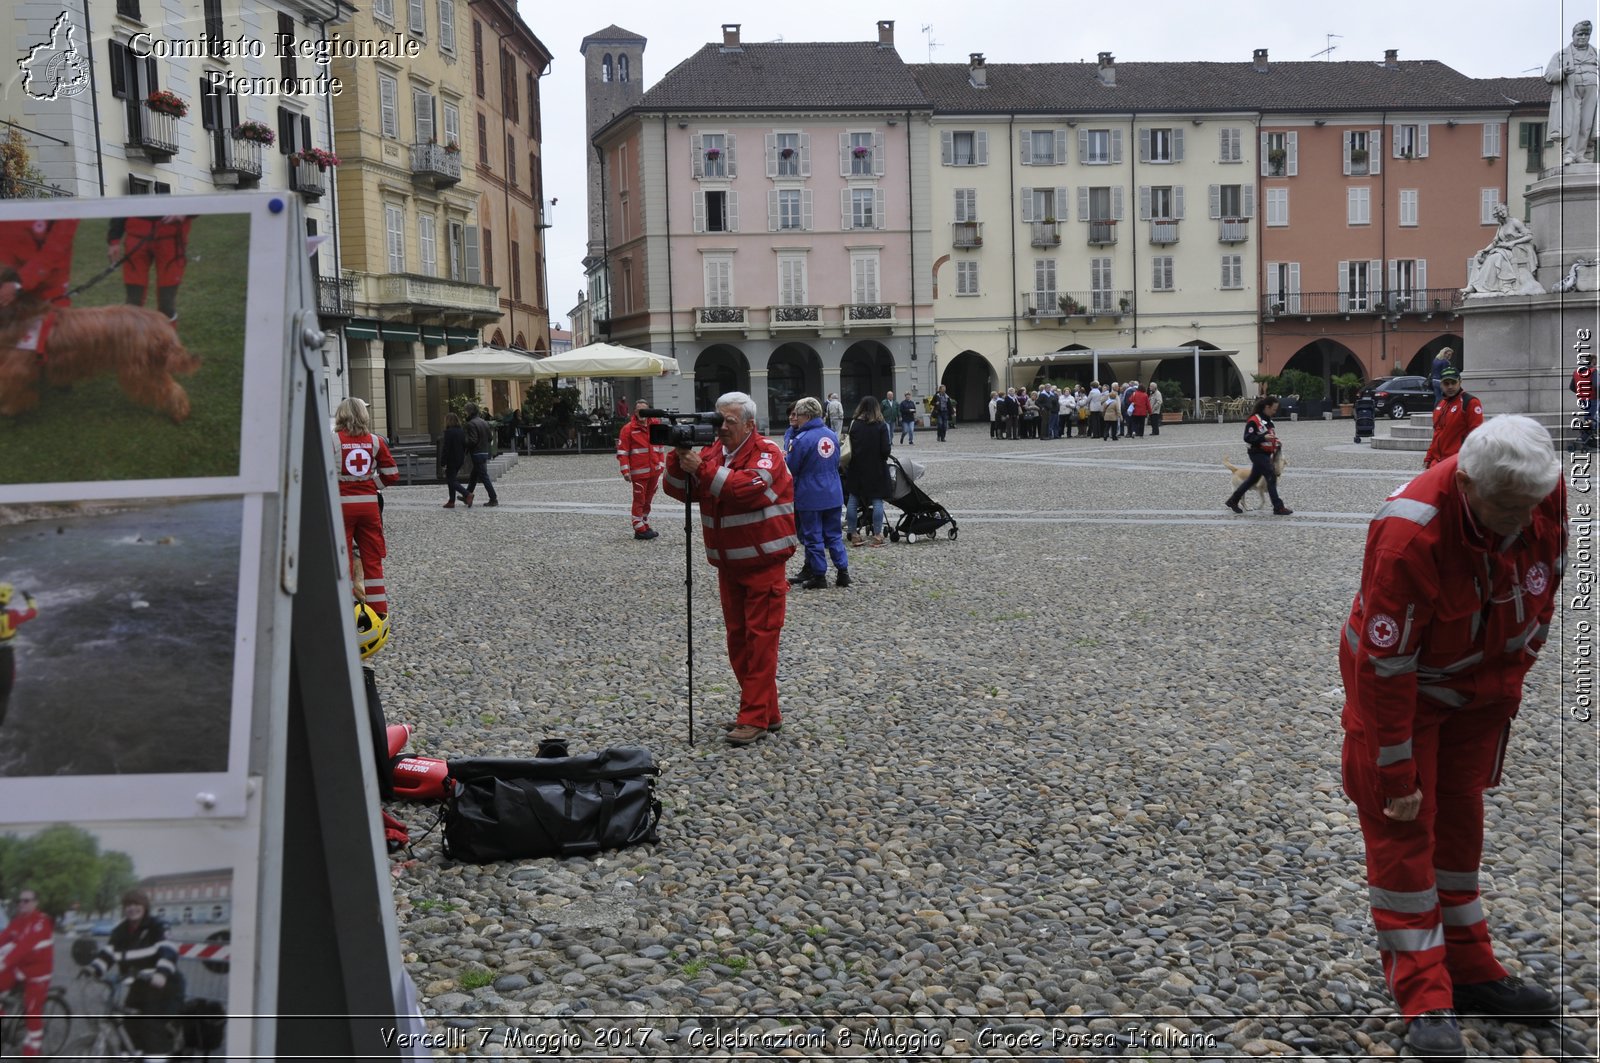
[[1459, 164, 1598, 442]]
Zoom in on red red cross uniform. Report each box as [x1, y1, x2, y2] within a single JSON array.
[[1423, 391, 1484, 468], [0, 908, 55, 1056], [0, 219, 80, 306], [118, 215, 194, 290], [616, 414, 666, 533], [336, 430, 400, 615], [664, 432, 797, 729], [1339, 457, 1565, 1018]]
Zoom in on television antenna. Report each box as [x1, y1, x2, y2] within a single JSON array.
[[921, 23, 940, 61], [1311, 33, 1342, 60]]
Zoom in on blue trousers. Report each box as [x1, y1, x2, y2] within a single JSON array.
[[797, 506, 848, 575]]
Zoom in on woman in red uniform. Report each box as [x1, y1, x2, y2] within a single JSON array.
[[1225, 395, 1293, 515], [334, 398, 399, 616]]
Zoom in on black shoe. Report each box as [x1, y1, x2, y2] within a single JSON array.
[[835, 570, 851, 588], [484, 499, 499, 508], [799, 574, 828, 590], [788, 570, 811, 585], [1405, 1010, 1464, 1058], [1273, 505, 1294, 516], [1225, 498, 1244, 514], [635, 529, 660, 540], [1453, 975, 1559, 1018]]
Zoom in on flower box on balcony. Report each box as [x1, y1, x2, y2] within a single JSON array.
[[232, 120, 274, 145], [852, 147, 871, 158], [779, 148, 795, 159], [443, 141, 461, 154], [146, 90, 188, 118], [294, 147, 340, 169], [704, 148, 721, 159]]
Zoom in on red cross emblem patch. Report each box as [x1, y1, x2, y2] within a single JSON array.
[[1366, 613, 1400, 649], [1525, 562, 1550, 597], [817, 437, 836, 459], [344, 447, 373, 477]]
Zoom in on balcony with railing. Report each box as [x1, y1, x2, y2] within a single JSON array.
[[0, 175, 71, 199], [770, 304, 822, 331], [410, 142, 462, 188], [952, 221, 982, 248], [290, 158, 327, 199], [372, 273, 502, 320], [131, 102, 179, 159], [1149, 219, 1180, 245], [1023, 292, 1064, 320], [317, 274, 358, 320], [1088, 219, 1118, 246], [841, 303, 895, 332], [1218, 218, 1249, 243], [1030, 221, 1061, 248], [695, 306, 748, 335], [1260, 288, 1466, 320], [210, 133, 263, 186], [1029, 290, 1134, 321]]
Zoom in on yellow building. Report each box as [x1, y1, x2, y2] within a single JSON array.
[[330, 0, 505, 439]]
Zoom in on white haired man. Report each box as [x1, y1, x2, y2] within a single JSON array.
[[664, 393, 798, 745], [1340, 415, 1565, 1057]]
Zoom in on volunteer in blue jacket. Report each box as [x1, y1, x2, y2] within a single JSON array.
[[785, 397, 850, 589]]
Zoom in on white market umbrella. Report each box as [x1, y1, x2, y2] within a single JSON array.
[[413, 347, 556, 380], [535, 343, 679, 378]]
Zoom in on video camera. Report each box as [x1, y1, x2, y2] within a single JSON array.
[[644, 409, 721, 448]]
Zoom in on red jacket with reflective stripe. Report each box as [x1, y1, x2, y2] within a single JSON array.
[[616, 416, 665, 479], [1339, 457, 1566, 799], [335, 431, 399, 499], [0, 910, 54, 980], [1423, 391, 1484, 468], [663, 432, 797, 571], [1573, 365, 1595, 401]]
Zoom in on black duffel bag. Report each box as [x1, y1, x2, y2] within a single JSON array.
[[441, 746, 662, 863]]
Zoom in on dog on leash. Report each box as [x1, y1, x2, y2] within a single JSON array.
[[1224, 455, 1287, 509], [0, 293, 199, 422]]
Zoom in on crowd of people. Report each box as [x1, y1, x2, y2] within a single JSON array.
[[986, 381, 1165, 441]]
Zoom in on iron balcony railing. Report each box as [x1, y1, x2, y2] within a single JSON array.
[[1261, 289, 1466, 319], [771, 305, 821, 328], [1149, 219, 1179, 245], [0, 175, 71, 199], [410, 142, 462, 187], [952, 221, 982, 248], [211, 133, 263, 182], [317, 274, 358, 319], [1030, 290, 1134, 319], [1030, 221, 1061, 248], [1218, 218, 1249, 243], [1088, 220, 1117, 246], [290, 157, 326, 199], [134, 102, 179, 158], [844, 302, 892, 321], [696, 306, 748, 327]]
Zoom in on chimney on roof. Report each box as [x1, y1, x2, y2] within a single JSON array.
[[1253, 48, 1269, 73], [1097, 51, 1115, 87], [1384, 48, 1399, 68], [969, 52, 987, 89], [721, 24, 741, 51], [877, 20, 894, 48]]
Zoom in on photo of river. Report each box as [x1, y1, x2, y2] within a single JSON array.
[[0, 498, 242, 777]]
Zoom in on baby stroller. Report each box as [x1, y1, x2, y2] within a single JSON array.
[[883, 455, 958, 543]]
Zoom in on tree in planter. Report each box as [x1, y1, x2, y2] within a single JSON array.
[[1154, 379, 1186, 420], [1251, 372, 1282, 396], [1331, 372, 1365, 411], [1268, 147, 1288, 173]]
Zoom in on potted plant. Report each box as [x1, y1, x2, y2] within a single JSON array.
[[443, 140, 461, 154], [1154, 379, 1185, 424], [1118, 296, 1132, 314], [146, 89, 189, 118], [1331, 372, 1364, 417], [704, 147, 721, 159], [1268, 147, 1287, 173], [1251, 372, 1281, 396], [852, 146, 871, 159], [779, 147, 795, 159], [232, 120, 274, 145], [294, 147, 340, 169], [1057, 294, 1086, 316], [1349, 146, 1369, 166]]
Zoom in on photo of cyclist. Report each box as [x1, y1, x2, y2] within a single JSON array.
[[0, 888, 53, 1057], [82, 889, 182, 1061]]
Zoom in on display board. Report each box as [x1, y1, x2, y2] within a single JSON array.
[[0, 193, 409, 1057]]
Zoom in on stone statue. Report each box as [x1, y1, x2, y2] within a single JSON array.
[[1462, 205, 1545, 297], [1546, 20, 1599, 165]]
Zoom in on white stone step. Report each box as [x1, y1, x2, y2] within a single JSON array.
[[1370, 436, 1430, 452]]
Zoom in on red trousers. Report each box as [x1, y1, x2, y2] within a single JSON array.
[[630, 472, 661, 532], [716, 564, 787, 728], [0, 968, 49, 1056], [1342, 700, 1514, 1017], [341, 499, 389, 615]]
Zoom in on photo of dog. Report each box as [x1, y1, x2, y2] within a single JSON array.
[[0, 294, 200, 421], [1224, 455, 1288, 508]]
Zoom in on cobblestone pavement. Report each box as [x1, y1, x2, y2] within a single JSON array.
[[372, 418, 1598, 1060]]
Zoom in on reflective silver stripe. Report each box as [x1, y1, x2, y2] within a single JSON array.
[[664, 473, 687, 490], [704, 548, 721, 560], [378, 465, 398, 476], [1433, 868, 1479, 891], [1469, 610, 1482, 641], [340, 495, 380, 504], [1419, 686, 1469, 707], [1345, 623, 1360, 654], [1373, 651, 1420, 678], [709, 467, 732, 497], [623, 447, 654, 454], [700, 515, 718, 530], [1400, 603, 1416, 654], [1441, 899, 1485, 926], [1369, 885, 1438, 913], [723, 546, 760, 560], [721, 503, 796, 528], [759, 534, 800, 554], [1418, 651, 1484, 679], [1505, 623, 1538, 654], [763, 488, 780, 504], [1534, 622, 1550, 641], [1376, 926, 1444, 953], [1375, 498, 1440, 526], [753, 467, 775, 487], [1377, 739, 1413, 767]]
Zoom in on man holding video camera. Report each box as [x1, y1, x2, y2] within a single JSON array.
[[664, 392, 798, 746]]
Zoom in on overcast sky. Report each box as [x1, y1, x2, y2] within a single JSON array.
[[531, 0, 1585, 329]]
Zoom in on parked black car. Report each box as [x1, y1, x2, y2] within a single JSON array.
[[1358, 375, 1435, 418]]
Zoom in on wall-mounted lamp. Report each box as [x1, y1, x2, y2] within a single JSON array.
[[677, 120, 688, 128], [887, 118, 898, 126], [1446, 119, 1458, 128], [1065, 119, 1077, 127], [1313, 119, 1327, 126], [1191, 118, 1204, 126]]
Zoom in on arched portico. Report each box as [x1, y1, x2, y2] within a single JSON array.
[[767, 343, 824, 420], [1403, 334, 1464, 377], [940, 351, 997, 421], [694, 345, 751, 411], [840, 341, 895, 415]]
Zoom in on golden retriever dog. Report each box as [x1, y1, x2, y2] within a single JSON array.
[[0, 294, 199, 422], [1224, 455, 1287, 509]]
